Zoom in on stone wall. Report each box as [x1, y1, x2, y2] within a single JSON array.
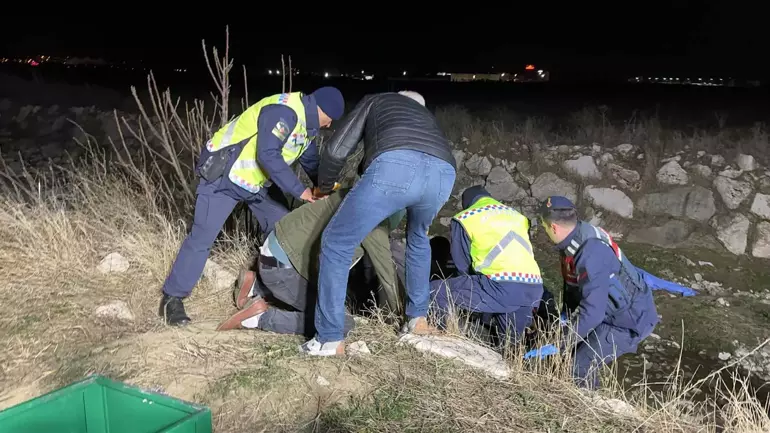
[[450, 142, 770, 260], [1, 99, 769, 260]]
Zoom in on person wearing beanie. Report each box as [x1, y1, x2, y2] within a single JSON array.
[[428, 186, 544, 345], [300, 90, 458, 357], [537, 195, 659, 389], [158, 87, 344, 326]]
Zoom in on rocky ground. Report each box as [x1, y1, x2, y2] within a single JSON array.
[[1, 97, 770, 430]]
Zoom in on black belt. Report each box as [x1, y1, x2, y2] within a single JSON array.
[[259, 254, 293, 269]]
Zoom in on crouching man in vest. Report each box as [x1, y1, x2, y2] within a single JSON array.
[[159, 87, 345, 326], [429, 186, 545, 342], [538, 196, 659, 389]]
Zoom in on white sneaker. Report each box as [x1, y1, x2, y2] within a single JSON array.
[[298, 337, 345, 357]]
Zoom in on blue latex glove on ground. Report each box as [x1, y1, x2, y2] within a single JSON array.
[[559, 312, 568, 325], [524, 344, 559, 360]]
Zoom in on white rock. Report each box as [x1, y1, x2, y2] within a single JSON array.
[[690, 164, 712, 178], [95, 300, 134, 321], [710, 213, 750, 255], [562, 155, 602, 180], [713, 176, 753, 210], [752, 222, 770, 259], [465, 154, 492, 176], [711, 155, 726, 166], [583, 186, 634, 218], [735, 154, 758, 171], [97, 252, 130, 274], [616, 143, 634, 156], [202, 259, 237, 291], [718, 352, 732, 361], [656, 161, 689, 185], [530, 173, 578, 203], [599, 153, 615, 166], [661, 155, 682, 163], [398, 334, 510, 379], [348, 341, 371, 356], [750, 193, 770, 219], [439, 217, 451, 227], [316, 376, 330, 386], [717, 298, 730, 307], [718, 168, 743, 179], [451, 150, 466, 167], [587, 395, 637, 418]]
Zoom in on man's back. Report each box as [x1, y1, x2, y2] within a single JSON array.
[[318, 92, 456, 192], [361, 93, 454, 169]]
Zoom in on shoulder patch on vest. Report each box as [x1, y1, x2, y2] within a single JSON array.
[[271, 119, 290, 141]]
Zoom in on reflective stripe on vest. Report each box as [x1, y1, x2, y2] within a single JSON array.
[[453, 196, 542, 284], [205, 92, 309, 193]]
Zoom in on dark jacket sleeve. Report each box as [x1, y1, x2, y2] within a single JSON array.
[[450, 220, 474, 275], [256, 105, 306, 199], [317, 95, 376, 193], [572, 239, 619, 338]]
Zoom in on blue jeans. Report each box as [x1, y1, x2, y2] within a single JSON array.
[[162, 178, 289, 298], [314, 150, 456, 343]]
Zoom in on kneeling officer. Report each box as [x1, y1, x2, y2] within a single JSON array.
[[538, 196, 659, 389]]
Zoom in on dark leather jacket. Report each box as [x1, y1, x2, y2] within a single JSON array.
[[317, 92, 456, 193]]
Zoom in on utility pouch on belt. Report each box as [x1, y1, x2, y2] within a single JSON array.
[[198, 148, 234, 181]]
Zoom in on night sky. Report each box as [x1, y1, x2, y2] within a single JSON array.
[[1, 5, 767, 80]]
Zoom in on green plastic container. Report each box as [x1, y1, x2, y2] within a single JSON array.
[[0, 375, 212, 433]]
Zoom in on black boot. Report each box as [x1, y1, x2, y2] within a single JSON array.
[[159, 293, 191, 326]]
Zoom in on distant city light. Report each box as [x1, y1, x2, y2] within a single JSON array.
[[525, 64, 535, 70], [361, 70, 364, 74], [324, 72, 329, 78], [403, 71, 407, 76]]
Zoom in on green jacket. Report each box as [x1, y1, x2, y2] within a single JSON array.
[[274, 189, 403, 314]]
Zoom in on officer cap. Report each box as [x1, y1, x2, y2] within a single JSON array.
[[538, 196, 577, 221]]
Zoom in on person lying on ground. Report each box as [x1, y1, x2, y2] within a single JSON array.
[[538, 195, 659, 389], [216, 189, 405, 347]]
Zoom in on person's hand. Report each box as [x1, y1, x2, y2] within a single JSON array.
[[312, 186, 330, 200], [300, 188, 316, 203], [523, 344, 559, 360]]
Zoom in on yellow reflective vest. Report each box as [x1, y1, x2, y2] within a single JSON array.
[[453, 196, 542, 284], [206, 92, 309, 193]]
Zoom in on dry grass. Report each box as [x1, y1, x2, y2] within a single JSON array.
[[0, 26, 769, 433], [434, 104, 770, 172]]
